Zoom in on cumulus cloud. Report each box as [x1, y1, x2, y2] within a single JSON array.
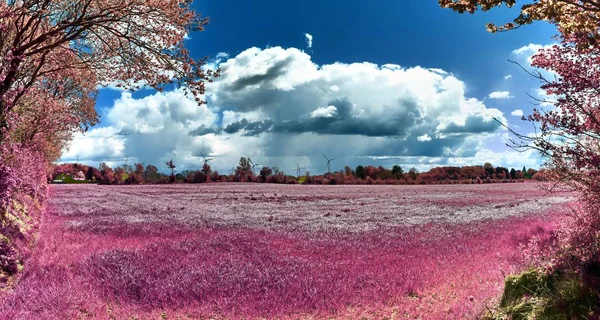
[[513, 43, 555, 64], [417, 134, 432, 142], [64, 89, 219, 169], [488, 91, 512, 99], [511, 109, 524, 117], [310, 105, 338, 118], [304, 33, 313, 48], [64, 46, 514, 173]]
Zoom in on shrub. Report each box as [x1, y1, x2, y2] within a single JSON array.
[[0, 143, 47, 288], [485, 268, 599, 319]]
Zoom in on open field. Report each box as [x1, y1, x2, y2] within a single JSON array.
[[1, 183, 574, 319]]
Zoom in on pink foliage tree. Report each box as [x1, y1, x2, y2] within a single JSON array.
[[0, 0, 217, 142], [438, 0, 600, 272], [508, 36, 600, 269], [0, 0, 215, 286]]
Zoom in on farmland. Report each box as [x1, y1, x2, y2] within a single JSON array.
[[1, 183, 574, 319]]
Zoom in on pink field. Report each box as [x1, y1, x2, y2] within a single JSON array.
[[1, 183, 573, 319]]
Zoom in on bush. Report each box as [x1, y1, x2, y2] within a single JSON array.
[[0, 236, 19, 286], [485, 268, 599, 319], [0, 143, 47, 288]]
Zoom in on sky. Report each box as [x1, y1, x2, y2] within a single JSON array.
[[61, 0, 559, 175]]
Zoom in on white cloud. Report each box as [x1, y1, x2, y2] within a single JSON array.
[[511, 109, 524, 117], [383, 64, 402, 71], [63, 46, 519, 173], [534, 88, 557, 107], [64, 89, 218, 170], [62, 126, 125, 166], [488, 91, 513, 99], [304, 33, 313, 48], [417, 134, 432, 142], [504, 75, 512, 80], [452, 148, 544, 169], [513, 43, 555, 64], [310, 105, 338, 118]]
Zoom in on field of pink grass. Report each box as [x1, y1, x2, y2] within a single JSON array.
[[0, 183, 573, 319]]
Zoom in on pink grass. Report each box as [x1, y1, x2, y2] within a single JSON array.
[[0, 183, 572, 319]]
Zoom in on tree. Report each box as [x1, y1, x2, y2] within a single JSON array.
[[509, 168, 517, 180], [0, 0, 218, 142], [134, 163, 144, 176], [438, 0, 600, 40], [144, 165, 159, 182], [85, 167, 94, 181], [259, 166, 273, 183], [483, 162, 494, 177], [392, 165, 404, 179], [99, 162, 110, 172], [125, 163, 145, 184], [113, 167, 126, 184], [201, 163, 211, 182], [355, 165, 365, 179], [344, 166, 354, 177], [236, 157, 253, 181], [408, 167, 419, 180], [98, 164, 114, 185], [8, 67, 98, 162], [460, 165, 485, 179]]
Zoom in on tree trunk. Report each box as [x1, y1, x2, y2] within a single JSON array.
[[0, 100, 6, 144]]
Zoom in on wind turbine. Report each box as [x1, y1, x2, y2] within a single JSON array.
[[199, 153, 214, 167], [228, 165, 236, 175], [295, 162, 306, 178], [323, 153, 338, 174], [247, 157, 263, 174], [165, 159, 176, 176]]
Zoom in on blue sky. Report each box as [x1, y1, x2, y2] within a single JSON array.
[[64, 1, 559, 174]]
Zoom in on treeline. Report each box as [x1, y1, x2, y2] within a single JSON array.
[[52, 159, 548, 186]]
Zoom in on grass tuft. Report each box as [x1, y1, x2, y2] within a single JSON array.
[[485, 268, 600, 320]]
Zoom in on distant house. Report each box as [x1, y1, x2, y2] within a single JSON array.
[[74, 171, 86, 181]]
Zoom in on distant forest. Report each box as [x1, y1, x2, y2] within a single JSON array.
[[52, 158, 547, 185]]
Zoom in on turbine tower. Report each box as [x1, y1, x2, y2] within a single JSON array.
[[323, 153, 338, 174], [295, 162, 306, 178]]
